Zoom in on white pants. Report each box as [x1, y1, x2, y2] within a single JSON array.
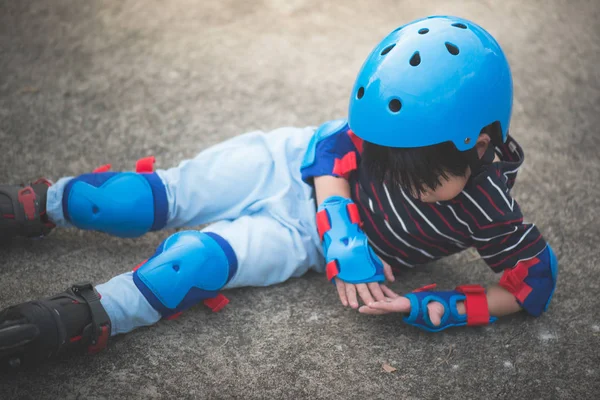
[[46, 126, 325, 335]]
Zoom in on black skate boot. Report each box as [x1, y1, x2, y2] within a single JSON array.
[[0, 283, 111, 369], [0, 179, 55, 239]]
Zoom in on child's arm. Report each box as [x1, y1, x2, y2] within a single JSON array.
[[302, 120, 393, 308], [314, 175, 351, 204], [360, 178, 558, 331]]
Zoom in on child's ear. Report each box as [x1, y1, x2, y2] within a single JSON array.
[[475, 134, 492, 159]]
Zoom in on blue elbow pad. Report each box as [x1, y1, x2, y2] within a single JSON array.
[[501, 245, 559, 316], [301, 119, 348, 171]]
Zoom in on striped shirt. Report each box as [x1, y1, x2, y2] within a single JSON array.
[[301, 120, 548, 273]]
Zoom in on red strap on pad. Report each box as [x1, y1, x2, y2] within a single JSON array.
[[87, 325, 110, 354], [347, 203, 361, 225], [17, 187, 37, 221], [136, 156, 156, 173], [204, 294, 229, 312], [455, 285, 490, 326], [412, 283, 437, 293], [326, 260, 339, 281], [332, 152, 357, 179], [316, 210, 331, 240], [499, 257, 539, 303], [92, 164, 112, 173], [166, 312, 183, 321]]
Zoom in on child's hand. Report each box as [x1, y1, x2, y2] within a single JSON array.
[[335, 261, 395, 309], [358, 285, 446, 327]]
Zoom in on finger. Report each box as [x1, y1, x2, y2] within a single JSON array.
[[380, 285, 401, 299], [335, 279, 348, 307], [382, 261, 395, 282], [367, 282, 386, 302], [427, 302, 445, 327], [368, 296, 412, 313], [355, 283, 375, 306], [358, 305, 391, 315], [345, 283, 359, 309]]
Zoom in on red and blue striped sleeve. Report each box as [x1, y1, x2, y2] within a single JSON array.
[[300, 119, 363, 183], [461, 173, 558, 316]]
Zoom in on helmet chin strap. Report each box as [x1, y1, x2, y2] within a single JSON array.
[[464, 144, 496, 180]]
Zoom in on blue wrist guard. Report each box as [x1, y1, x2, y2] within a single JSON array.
[[403, 284, 497, 332], [317, 196, 384, 284]]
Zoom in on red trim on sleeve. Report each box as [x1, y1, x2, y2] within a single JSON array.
[[347, 129, 364, 153], [316, 210, 331, 241], [499, 257, 540, 303], [326, 260, 339, 281], [92, 164, 112, 173], [476, 185, 505, 216], [332, 152, 357, 179], [136, 156, 156, 173], [455, 285, 490, 326]]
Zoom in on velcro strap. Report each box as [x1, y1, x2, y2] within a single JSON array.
[[316, 209, 331, 240], [136, 156, 156, 173], [455, 285, 490, 326], [92, 164, 112, 173], [70, 282, 111, 351], [346, 203, 361, 225], [87, 325, 109, 354], [326, 260, 339, 281], [203, 294, 229, 312], [17, 187, 37, 221], [332, 152, 357, 179]]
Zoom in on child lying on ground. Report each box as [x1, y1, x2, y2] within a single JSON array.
[[0, 15, 557, 369]]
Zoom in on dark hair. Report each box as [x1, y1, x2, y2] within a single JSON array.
[[361, 140, 470, 196]]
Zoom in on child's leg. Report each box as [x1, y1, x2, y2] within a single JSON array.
[[97, 212, 323, 335], [0, 210, 323, 367], [0, 126, 315, 239]]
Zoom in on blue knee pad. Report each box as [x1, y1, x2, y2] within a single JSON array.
[[133, 231, 238, 317], [63, 172, 168, 237]]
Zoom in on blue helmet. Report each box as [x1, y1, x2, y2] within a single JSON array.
[[348, 16, 512, 151]]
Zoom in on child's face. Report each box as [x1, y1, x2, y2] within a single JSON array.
[[414, 168, 470, 203]]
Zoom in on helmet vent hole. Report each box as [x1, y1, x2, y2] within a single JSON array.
[[388, 99, 402, 113], [445, 42, 459, 55], [452, 23, 467, 29], [409, 51, 421, 66], [357, 87, 365, 99], [380, 44, 396, 55], [418, 28, 429, 34]]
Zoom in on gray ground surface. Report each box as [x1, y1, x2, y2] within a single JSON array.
[[0, 0, 599, 398]]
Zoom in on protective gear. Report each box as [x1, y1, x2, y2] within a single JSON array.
[[0, 282, 110, 369], [499, 245, 559, 316], [0, 179, 55, 239], [317, 196, 384, 284], [133, 231, 238, 317], [63, 169, 168, 238], [348, 16, 512, 151], [403, 284, 497, 332], [301, 119, 349, 170]]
